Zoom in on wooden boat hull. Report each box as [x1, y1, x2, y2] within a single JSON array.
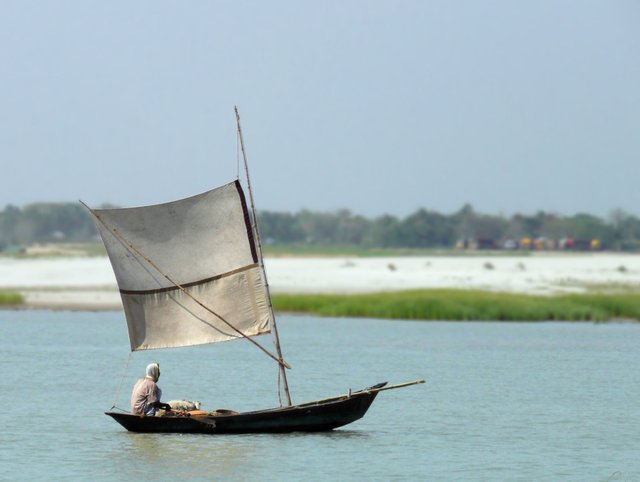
[[106, 383, 386, 434]]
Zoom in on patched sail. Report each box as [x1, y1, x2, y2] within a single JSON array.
[[91, 181, 271, 351]]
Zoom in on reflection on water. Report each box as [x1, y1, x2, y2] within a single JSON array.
[[284, 429, 370, 440], [109, 427, 371, 480], [118, 432, 255, 480]]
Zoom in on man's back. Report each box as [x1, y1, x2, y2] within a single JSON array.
[[131, 378, 160, 415]]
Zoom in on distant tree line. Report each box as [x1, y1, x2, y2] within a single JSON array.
[[1, 202, 640, 251], [0, 203, 97, 247], [259, 205, 640, 251]]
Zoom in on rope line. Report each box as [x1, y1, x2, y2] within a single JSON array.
[[236, 126, 241, 180], [111, 352, 132, 410]]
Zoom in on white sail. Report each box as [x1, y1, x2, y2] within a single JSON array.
[[92, 181, 271, 351]]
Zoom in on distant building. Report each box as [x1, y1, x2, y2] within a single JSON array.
[[455, 238, 496, 250], [519, 237, 532, 250], [473, 238, 496, 250], [563, 238, 591, 251]]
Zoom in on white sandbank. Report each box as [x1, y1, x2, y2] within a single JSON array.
[[1, 253, 639, 310]]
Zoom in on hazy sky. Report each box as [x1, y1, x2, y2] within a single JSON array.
[[1, 1, 638, 219]]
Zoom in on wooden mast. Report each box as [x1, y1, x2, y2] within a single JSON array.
[[235, 106, 293, 406]]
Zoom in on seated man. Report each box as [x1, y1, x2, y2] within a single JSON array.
[[131, 362, 172, 416]]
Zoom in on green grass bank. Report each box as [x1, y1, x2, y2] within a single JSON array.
[[0, 291, 24, 306], [272, 289, 640, 322]]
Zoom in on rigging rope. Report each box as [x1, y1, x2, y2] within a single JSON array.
[[111, 352, 132, 410], [277, 363, 283, 407], [236, 127, 241, 180]]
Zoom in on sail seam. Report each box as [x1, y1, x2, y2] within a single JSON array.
[[118, 263, 259, 295]]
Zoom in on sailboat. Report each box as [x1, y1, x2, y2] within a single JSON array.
[[86, 108, 423, 434]]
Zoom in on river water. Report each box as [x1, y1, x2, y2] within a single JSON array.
[[1, 311, 638, 481]]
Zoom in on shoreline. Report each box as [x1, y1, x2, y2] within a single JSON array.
[[1, 253, 640, 312], [3, 292, 640, 324]]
